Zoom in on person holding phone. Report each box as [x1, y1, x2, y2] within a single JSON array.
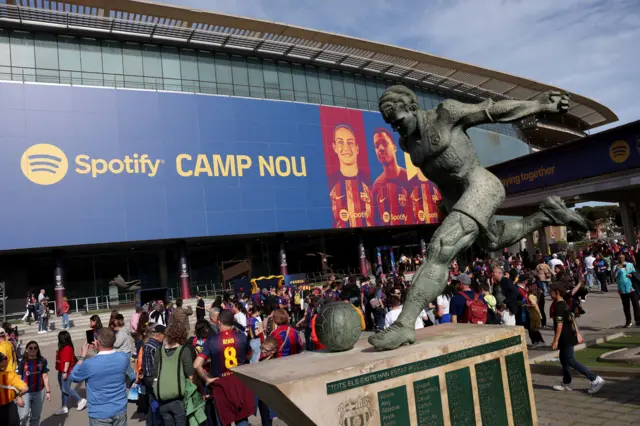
[[550, 283, 604, 394], [614, 253, 640, 327]]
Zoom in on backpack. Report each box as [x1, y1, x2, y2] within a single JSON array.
[[458, 291, 488, 324], [153, 346, 186, 402]]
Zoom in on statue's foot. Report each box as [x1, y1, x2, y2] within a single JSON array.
[[368, 323, 416, 350], [540, 196, 588, 231]]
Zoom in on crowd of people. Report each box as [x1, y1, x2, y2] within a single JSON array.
[[2, 238, 640, 425]]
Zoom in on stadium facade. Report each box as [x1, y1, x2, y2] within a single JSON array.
[[0, 0, 617, 309]]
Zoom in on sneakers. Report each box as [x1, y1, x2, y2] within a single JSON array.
[[588, 376, 605, 395], [37, 330, 47, 334], [54, 407, 69, 415], [553, 383, 572, 392], [624, 323, 632, 328], [77, 398, 88, 411]]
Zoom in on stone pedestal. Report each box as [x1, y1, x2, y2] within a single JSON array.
[[234, 324, 537, 426]]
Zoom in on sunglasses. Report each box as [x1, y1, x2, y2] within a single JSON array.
[[27, 346, 38, 351]]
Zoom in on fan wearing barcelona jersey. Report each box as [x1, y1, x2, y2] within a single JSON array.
[[371, 128, 413, 226], [408, 167, 443, 225], [327, 124, 374, 228], [270, 310, 304, 358]]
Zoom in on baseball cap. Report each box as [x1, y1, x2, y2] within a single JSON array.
[[456, 273, 471, 286]]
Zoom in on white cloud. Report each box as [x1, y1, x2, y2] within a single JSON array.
[[160, 0, 639, 129]]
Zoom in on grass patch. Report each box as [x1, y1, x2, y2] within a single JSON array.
[[542, 335, 640, 369]]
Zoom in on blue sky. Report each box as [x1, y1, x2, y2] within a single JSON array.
[[159, 0, 639, 131]]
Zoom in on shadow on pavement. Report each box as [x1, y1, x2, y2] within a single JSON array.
[[41, 413, 68, 426]]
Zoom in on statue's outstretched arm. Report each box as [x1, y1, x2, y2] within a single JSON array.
[[438, 91, 569, 129]]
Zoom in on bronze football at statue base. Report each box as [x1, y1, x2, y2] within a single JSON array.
[[368, 86, 588, 351]]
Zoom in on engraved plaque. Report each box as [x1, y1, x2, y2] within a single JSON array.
[[413, 376, 444, 426], [475, 358, 509, 426], [445, 367, 475, 426], [506, 352, 533, 426], [377, 385, 410, 426]]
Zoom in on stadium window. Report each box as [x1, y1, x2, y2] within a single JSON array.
[[161, 46, 182, 92], [80, 38, 104, 87], [247, 57, 265, 98], [304, 65, 321, 104], [262, 59, 279, 100], [291, 63, 308, 103], [342, 72, 358, 109], [122, 42, 144, 89], [353, 74, 368, 110], [179, 49, 199, 92], [101, 40, 124, 87], [9, 31, 35, 82], [142, 44, 162, 90], [364, 77, 378, 111], [231, 55, 250, 97], [34, 33, 60, 84], [330, 70, 345, 107], [318, 68, 333, 105], [277, 61, 294, 101], [196, 51, 217, 94], [214, 53, 233, 95], [57, 35, 81, 85]]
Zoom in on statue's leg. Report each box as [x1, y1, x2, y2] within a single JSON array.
[[483, 195, 589, 251], [368, 211, 479, 350]]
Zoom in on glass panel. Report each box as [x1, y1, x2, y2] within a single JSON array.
[[197, 51, 216, 94], [80, 38, 103, 86], [247, 57, 264, 98], [365, 77, 378, 110], [318, 68, 333, 105], [34, 33, 59, 84], [262, 59, 279, 100], [58, 36, 81, 71], [277, 61, 294, 101], [101, 40, 123, 86], [161, 46, 182, 91], [179, 49, 199, 92], [342, 72, 358, 109], [142, 44, 162, 89], [10, 31, 35, 68], [291, 64, 308, 103], [354, 74, 368, 110], [0, 29, 10, 67], [304, 66, 320, 104], [122, 42, 143, 89], [214, 53, 233, 95], [230, 55, 250, 97], [331, 70, 345, 107]]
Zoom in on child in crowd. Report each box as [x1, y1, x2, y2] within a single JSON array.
[[526, 284, 545, 346]]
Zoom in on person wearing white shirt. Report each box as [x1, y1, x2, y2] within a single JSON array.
[[583, 252, 600, 290], [384, 295, 425, 330], [436, 294, 452, 323], [548, 254, 564, 270], [232, 301, 248, 333]]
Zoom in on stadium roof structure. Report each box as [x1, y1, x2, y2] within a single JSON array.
[[0, 0, 617, 137]]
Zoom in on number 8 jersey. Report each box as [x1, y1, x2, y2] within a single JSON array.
[[198, 328, 249, 377]]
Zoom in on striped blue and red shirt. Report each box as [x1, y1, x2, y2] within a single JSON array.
[[372, 170, 414, 226], [328, 173, 374, 228], [270, 325, 303, 358], [18, 357, 49, 393]]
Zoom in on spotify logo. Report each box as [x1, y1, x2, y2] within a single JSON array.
[[609, 140, 630, 164], [21, 144, 69, 185]]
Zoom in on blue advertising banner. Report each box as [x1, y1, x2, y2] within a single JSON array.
[[489, 121, 640, 195], [283, 273, 309, 288], [0, 82, 446, 251]]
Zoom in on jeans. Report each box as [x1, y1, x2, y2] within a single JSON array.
[[585, 269, 600, 290], [559, 345, 596, 385], [18, 389, 45, 426], [258, 399, 276, 426], [620, 291, 640, 325], [58, 372, 82, 406], [89, 411, 127, 426], [249, 338, 261, 364], [38, 316, 46, 332], [62, 313, 69, 329], [158, 399, 186, 426]]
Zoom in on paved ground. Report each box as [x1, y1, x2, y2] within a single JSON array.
[[17, 291, 639, 425], [533, 373, 640, 425]]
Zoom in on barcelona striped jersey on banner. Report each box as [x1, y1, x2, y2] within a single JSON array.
[[328, 173, 373, 228], [409, 177, 443, 224], [372, 170, 413, 226]]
